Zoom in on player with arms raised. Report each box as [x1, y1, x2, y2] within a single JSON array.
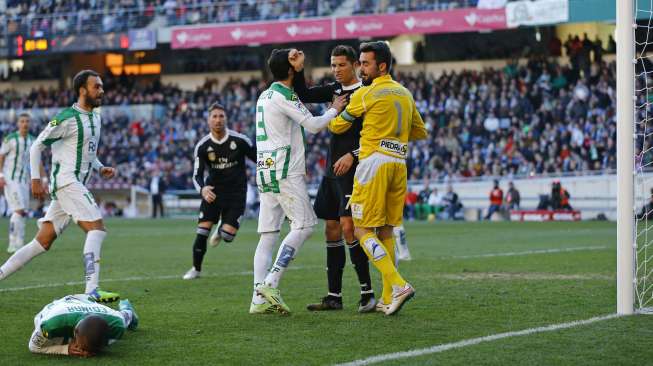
[[182, 103, 256, 280], [330, 42, 427, 315], [288, 46, 376, 312], [250, 48, 347, 314], [0, 113, 43, 253], [0, 70, 120, 303]]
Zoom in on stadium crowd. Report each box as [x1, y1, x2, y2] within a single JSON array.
[[2, 0, 342, 36], [0, 54, 617, 190], [1, 0, 484, 36]]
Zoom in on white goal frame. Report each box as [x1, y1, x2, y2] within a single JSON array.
[[617, 0, 635, 315]]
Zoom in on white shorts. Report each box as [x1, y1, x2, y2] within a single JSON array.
[[257, 175, 317, 233], [38, 181, 102, 236], [4, 180, 29, 212]]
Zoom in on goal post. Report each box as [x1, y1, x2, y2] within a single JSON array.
[[616, 0, 635, 315]]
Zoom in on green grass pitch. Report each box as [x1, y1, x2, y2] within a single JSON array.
[[0, 218, 652, 365]]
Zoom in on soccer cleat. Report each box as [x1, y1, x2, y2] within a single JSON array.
[[249, 301, 278, 314], [256, 284, 291, 314], [87, 288, 120, 303], [385, 283, 415, 316], [119, 299, 139, 330], [182, 267, 201, 280], [358, 295, 377, 313], [398, 252, 412, 261], [375, 301, 389, 313], [208, 228, 222, 248], [306, 296, 343, 311]]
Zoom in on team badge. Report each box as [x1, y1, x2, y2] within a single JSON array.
[[49, 119, 60, 127], [207, 146, 216, 162], [230, 141, 237, 150]]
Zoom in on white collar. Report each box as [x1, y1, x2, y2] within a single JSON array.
[[73, 103, 93, 114], [210, 130, 230, 144], [342, 81, 362, 91]]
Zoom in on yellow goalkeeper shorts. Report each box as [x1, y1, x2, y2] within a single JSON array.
[[350, 152, 406, 228]]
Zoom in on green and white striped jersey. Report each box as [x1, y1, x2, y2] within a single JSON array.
[[31, 104, 103, 196], [35, 295, 126, 341], [0, 131, 35, 183], [255, 82, 339, 193]]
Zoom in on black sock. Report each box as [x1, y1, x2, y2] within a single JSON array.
[[192, 227, 210, 271], [348, 240, 373, 294], [326, 240, 346, 297]]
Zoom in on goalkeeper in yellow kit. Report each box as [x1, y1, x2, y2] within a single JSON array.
[[329, 41, 427, 315]]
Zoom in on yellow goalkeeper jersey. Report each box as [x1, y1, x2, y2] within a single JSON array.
[[329, 74, 427, 160]]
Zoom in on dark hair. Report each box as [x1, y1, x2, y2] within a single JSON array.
[[359, 41, 392, 72], [73, 70, 100, 97], [76, 315, 109, 354], [267, 49, 292, 81], [18, 112, 30, 119], [331, 45, 358, 64], [208, 102, 225, 113]]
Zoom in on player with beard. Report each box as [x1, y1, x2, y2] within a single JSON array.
[[329, 42, 427, 315], [288, 46, 376, 312], [0, 70, 120, 303]]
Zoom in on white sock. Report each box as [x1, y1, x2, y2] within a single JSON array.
[[83, 230, 106, 293], [252, 231, 279, 305], [263, 227, 313, 288], [0, 240, 46, 280], [120, 310, 134, 327], [14, 214, 26, 248], [9, 212, 19, 248], [394, 225, 409, 255]]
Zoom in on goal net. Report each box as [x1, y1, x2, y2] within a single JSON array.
[[626, 0, 653, 314], [129, 185, 152, 218]]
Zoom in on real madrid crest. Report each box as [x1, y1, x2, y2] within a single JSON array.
[[207, 146, 216, 162], [230, 140, 237, 150]]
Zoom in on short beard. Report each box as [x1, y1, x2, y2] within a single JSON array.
[[361, 77, 373, 86]]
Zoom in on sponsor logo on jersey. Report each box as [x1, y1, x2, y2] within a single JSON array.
[[257, 156, 275, 170], [207, 146, 216, 162], [379, 139, 408, 158], [351, 203, 363, 219], [230, 140, 237, 150]]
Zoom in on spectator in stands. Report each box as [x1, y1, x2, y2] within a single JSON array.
[[416, 186, 431, 220], [551, 181, 572, 210], [505, 181, 520, 210], [404, 188, 419, 221], [442, 185, 461, 220], [149, 169, 167, 218], [485, 180, 503, 220], [428, 188, 444, 219]]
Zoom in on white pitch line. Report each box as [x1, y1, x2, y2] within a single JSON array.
[[452, 245, 609, 259], [0, 266, 316, 293], [334, 313, 621, 366]]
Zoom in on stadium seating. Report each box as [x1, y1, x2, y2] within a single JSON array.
[[0, 52, 616, 191]]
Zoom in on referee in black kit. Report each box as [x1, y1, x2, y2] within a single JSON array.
[[183, 103, 256, 280], [288, 46, 377, 312]]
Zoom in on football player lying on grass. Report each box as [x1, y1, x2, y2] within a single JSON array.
[[28, 294, 138, 357]]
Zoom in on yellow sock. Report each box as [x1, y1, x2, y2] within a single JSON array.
[[359, 232, 406, 304], [381, 237, 397, 304]]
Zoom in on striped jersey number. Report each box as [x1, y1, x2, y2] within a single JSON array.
[[394, 101, 403, 137], [256, 106, 268, 141]]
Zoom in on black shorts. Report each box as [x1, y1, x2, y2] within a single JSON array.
[[313, 174, 354, 220], [198, 196, 245, 228]]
